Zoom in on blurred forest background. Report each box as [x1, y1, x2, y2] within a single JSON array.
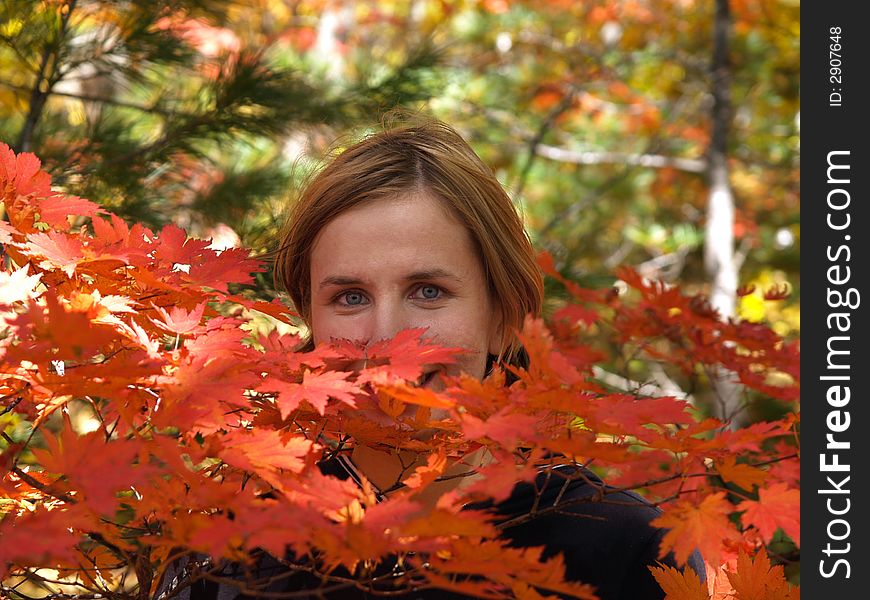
[[0, 0, 800, 424]]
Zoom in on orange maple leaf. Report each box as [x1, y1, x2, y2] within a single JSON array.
[[376, 382, 456, 411], [403, 447, 448, 489], [725, 547, 799, 600], [714, 455, 768, 491], [424, 539, 598, 599], [704, 560, 739, 600], [652, 492, 741, 568], [648, 562, 710, 600], [401, 509, 498, 538], [517, 316, 584, 385]]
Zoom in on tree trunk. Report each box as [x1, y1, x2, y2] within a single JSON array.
[[704, 0, 743, 425]]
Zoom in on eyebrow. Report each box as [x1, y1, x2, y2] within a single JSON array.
[[318, 268, 463, 289]]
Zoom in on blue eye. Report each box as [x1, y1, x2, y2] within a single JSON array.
[[340, 291, 366, 306], [416, 285, 441, 300]]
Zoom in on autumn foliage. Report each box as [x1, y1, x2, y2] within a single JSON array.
[[0, 143, 799, 598]]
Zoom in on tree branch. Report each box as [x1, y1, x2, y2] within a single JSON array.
[[0, 34, 39, 73], [535, 143, 707, 173], [635, 247, 691, 282], [0, 81, 189, 118], [591, 365, 691, 401], [511, 87, 580, 201], [16, 0, 78, 152]]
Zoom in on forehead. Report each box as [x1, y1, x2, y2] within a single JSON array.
[[309, 193, 481, 281]]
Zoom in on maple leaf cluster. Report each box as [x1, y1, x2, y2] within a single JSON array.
[[0, 143, 799, 599]]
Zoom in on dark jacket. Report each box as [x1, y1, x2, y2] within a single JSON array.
[[473, 464, 705, 599]]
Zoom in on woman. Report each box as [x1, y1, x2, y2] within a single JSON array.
[[273, 114, 543, 504], [161, 115, 703, 599]]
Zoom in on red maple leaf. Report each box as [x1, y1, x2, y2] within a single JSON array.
[[0, 143, 52, 200], [184, 246, 260, 291], [184, 323, 251, 358], [36, 193, 103, 228], [149, 302, 207, 335], [90, 213, 154, 265], [248, 298, 298, 324], [156, 354, 261, 432], [31, 424, 154, 515], [154, 224, 210, 266], [462, 449, 540, 504], [219, 429, 314, 489], [6, 293, 119, 364], [460, 408, 539, 447], [355, 328, 463, 385], [0, 219, 18, 244], [517, 316, 584, 385], [257, 329, 304, 355], [765, 442, 799, 487], [23, 230, 84, 277], [586, 394, 693, 436], [737, 483, 800, 545], [261, 368, 358, 417], [0, 505, 92, 577], [0, 144, 92, 235], [552, 303, 599, 327]]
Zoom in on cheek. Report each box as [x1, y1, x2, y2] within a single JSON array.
[[425, 311, 487, 349], [309, 307, 344, 346], [432, 317, 492, 377]]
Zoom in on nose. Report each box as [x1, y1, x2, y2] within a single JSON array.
[[363, 298, 411, 347]]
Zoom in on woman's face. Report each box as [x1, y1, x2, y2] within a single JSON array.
[[309, 192, 501, 390]]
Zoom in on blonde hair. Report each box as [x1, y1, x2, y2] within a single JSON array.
[[274, 114, 543, 365]]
